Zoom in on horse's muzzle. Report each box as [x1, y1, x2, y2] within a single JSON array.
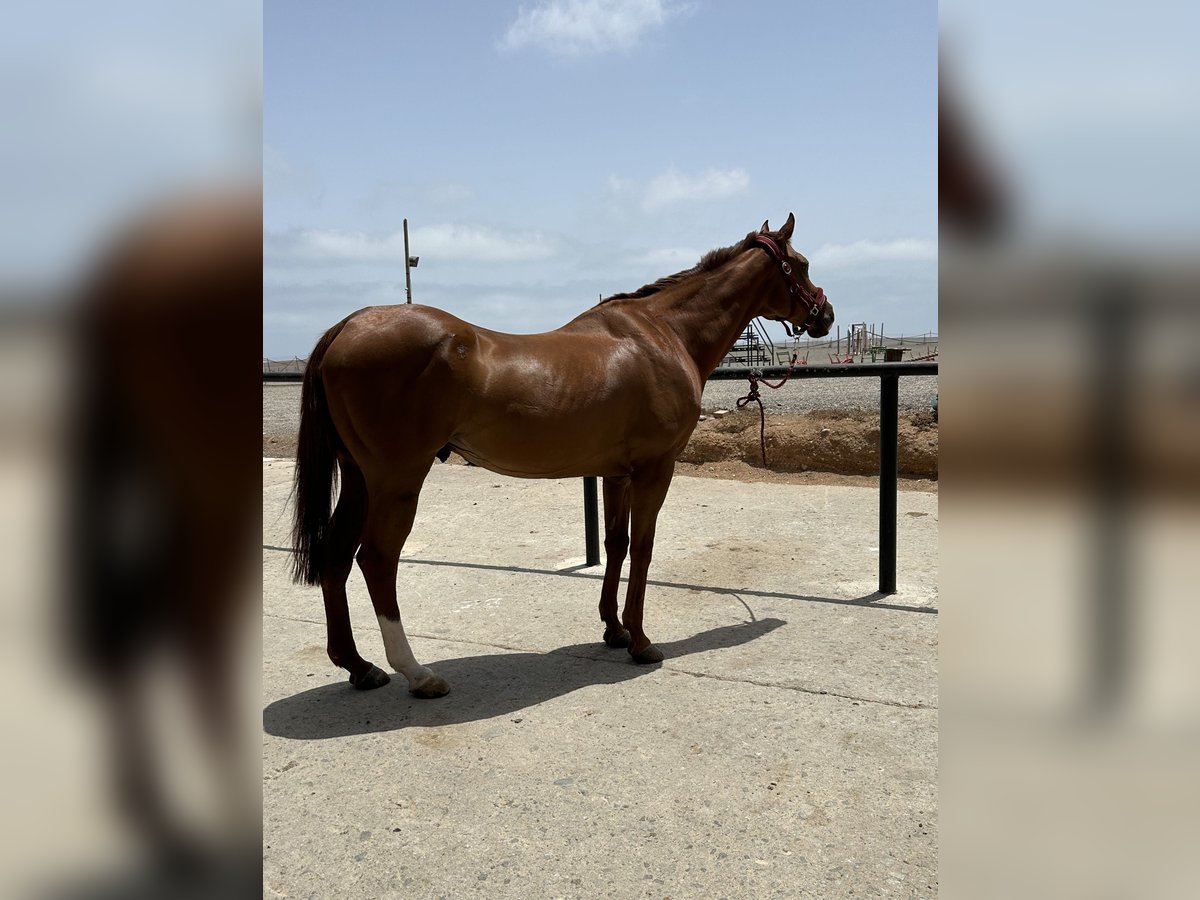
[[802, 296, 834, 339]]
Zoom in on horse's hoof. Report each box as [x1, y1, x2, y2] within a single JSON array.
[[603, 626, 632, 649], [350, 665, 391, 690], [630, 644, 665, 665], [409, 671, 451, 699]]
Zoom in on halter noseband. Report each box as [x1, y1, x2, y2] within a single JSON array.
[[751, 234, 827, 336]]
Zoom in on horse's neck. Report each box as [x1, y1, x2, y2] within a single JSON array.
[[648, 252, 777, 377]]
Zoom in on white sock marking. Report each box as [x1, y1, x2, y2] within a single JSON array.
[[377, 615, 430, 684]]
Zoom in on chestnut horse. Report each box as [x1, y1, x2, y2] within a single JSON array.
[[72, 190, 260, 858], [292, 214, 834, 696]]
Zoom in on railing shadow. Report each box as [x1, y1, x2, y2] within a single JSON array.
[[261, 546, 936, 616], [263, 618, 785, 741]]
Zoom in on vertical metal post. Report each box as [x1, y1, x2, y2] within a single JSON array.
[[879, 367, 900, 594], [1089, 274, 1132, 715], [583, 476, 601, 566], [403, 218, 412, 303]]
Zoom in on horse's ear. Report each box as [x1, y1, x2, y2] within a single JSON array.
[[779, 212, 795, 241], [759, 220, 770, 234]]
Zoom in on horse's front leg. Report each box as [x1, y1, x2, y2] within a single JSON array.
[[622, 461, 675, 664], [598, 476, 632, 648]]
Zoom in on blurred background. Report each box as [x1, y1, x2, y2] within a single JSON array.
[[1, 3, 260, 898], [940, 1, 1200, 896]]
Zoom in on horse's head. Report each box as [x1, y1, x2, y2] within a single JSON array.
[[756, 213, 835, 338]]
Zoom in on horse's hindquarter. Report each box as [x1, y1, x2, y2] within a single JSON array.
[[451, 325, 700, 478], [321, 305, 482, 470]]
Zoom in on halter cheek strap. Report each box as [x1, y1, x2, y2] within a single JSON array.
[[751, 234, 827, 334]]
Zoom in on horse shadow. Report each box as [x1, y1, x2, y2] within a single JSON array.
[[263, 617, 785, 740]]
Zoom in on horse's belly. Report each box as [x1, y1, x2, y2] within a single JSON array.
[[451, 411, 640, 479], [447, 348, 699, 477]]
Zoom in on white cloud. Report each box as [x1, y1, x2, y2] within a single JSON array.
[[291, 230, 396, 261], [810, 238, 937, 269], [426, 182, 475, 205], [627, 246, 700, 269], [606, 174, 634, 193], [269, 224, 558, 264], [413, 224, 557, 261], [499, 0, 676, 56], [641, 167, 749, 211]]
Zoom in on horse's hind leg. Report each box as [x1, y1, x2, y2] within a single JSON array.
[[598, 476, 632, 648], [356, 466, 450, 698], [321, 459, 389, 689]]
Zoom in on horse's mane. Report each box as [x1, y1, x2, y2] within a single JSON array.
[[598, 230, 759, 304]]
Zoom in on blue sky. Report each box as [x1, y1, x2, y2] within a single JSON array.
[[264, 0, 936, 358]]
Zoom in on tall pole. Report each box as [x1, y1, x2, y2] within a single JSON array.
[[403, 218, 412, 303], [879, 367, 899, 594]]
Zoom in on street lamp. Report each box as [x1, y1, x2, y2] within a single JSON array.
[[403, 218, 418, 303]]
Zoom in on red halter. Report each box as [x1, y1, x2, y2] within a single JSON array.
[[751, 234, 827, 336]]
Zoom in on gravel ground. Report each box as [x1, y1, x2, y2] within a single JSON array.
[[264, 375, 938, 437], [263, 384, 302, 436], [701, 374, 938, 415]]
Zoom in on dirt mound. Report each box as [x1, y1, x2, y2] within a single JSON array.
[[679, 409, 938, 478]]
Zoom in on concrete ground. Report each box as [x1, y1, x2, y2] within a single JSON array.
[[263, 460, 938, 899]]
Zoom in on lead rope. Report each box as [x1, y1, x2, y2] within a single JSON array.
[[734, 352, 799, 467]]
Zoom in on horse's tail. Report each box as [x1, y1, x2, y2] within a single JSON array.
[[291, 317, 351, 586]]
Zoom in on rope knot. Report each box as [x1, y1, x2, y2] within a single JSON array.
[[735, 374, 761, 409], [732, 354, 800, 467]]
